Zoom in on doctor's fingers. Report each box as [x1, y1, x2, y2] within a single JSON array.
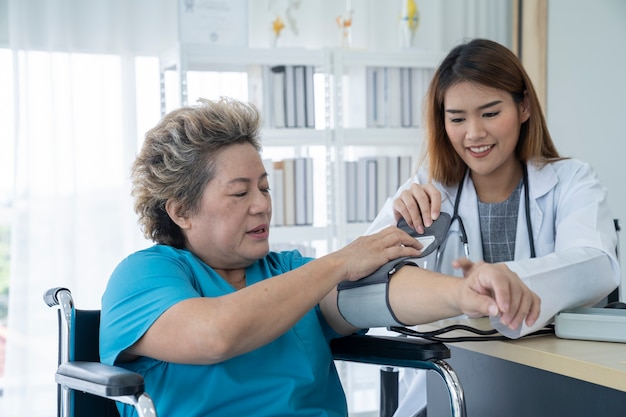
[[480, 268, 541, 330], [466, 263, 522, 312], [393, 184, 441, 233], [458, 289, 500, 319], [453, 258, 485, 277], [499, 286, 541, 330]]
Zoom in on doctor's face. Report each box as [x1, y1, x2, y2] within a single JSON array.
[[443, 81, 530, 179]]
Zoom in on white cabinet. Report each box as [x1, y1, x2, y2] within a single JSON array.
[[159, 43, 444, 256]]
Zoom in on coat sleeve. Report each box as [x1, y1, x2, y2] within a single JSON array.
[[493, 247, 617, 338], [493, 160, 620, 338]]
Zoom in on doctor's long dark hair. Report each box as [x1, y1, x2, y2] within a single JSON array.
[[424, 38, 563, 186]]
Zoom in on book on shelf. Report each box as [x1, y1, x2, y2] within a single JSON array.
[[263, 159, 276, 226], [271, 66, 286, 128], [399, 155, 413, 182], [386, 67, 402, 128], [294, 157, 307, 225], [304, 66, 316, 128], [366, 67, 377, 128], [293, 157, 314, 226], [356, 157, 370, 222], [345, 160, 358, 223], [271, 160, 285, 226], [366, 159, 378, 221], [282, 158, 296, 225], [411, 67, 435, 127], [305, 157, 314, 225], [374, 156, 389, 212], [270, 157, 314, 227], [411, 67, 423, 128], [269, 65, 316, 129], [284, 66, 297, 128], [400, 67, 412, 127], [364, 66, 435, 128], [347, 155, 414, 222], [387, 155, 400, 197], [375, 67, 387, 128], [294, 66, 307, 128]]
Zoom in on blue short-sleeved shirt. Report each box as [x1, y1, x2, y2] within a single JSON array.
[[100, 245, 347, 417]]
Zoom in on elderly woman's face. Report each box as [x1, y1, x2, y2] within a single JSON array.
[[181, 142, 272, 269]]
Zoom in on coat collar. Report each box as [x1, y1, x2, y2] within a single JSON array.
[[440, 160, 558, 205], [438, 159, 560, 260]]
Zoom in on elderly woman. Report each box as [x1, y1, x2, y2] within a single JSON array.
[[100, 97, 539, 417]]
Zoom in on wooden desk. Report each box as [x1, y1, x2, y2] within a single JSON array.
[[423, 318, 626, 416]]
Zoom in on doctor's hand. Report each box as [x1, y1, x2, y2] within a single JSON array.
[[453, 258, 541, 331], [393, 183, 442, 234]]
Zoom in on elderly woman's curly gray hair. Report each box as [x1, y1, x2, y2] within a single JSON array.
[[131, 97, 262, 248]]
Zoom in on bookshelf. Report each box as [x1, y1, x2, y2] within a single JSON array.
[[159, 44, 444, 256], [329, 49, 444, 248]]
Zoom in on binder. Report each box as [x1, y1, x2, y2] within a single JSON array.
[[294, 65, 307, 128], [284, 65, 297, 128], [272, 160, 285, 226], [304, 66, 316, 128], [283, 158, 296, 225], [345, 161, 358, 222], [400, 67, 412, 127], [386, 67, 402, 128], [270, 66, 286, 128], [295, 157, 307, 225]]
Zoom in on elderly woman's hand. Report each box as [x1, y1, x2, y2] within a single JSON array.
[[328, 226, 423, 282]]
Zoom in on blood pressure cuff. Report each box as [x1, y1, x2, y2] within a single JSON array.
[[336, 213, 452, 328], [396, 212, 452, 257], [337, 257, 419, 328]]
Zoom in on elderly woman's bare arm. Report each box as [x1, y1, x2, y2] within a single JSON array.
[[125, 226, 422, 364]]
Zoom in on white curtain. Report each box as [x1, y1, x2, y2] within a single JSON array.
[[2, 1, 175, 416]]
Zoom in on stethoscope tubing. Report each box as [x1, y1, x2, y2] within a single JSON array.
[[442, 162, 536, 269]]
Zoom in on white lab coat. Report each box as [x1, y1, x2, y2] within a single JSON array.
[[368, 158, 620, 337], [366, 158, 621, 417]]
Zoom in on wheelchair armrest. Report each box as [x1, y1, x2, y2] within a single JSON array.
[[43, 286, 69, 307], [56, 361, 145, 398], [330, 334, 450, 369]]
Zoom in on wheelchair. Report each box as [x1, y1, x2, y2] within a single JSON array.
[[44, 287, 466, 417]]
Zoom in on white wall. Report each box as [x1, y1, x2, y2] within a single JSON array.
[[546, 0, 626, 294]]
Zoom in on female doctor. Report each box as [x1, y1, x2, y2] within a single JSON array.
[[367, 39, 621, 416], [369, 38, 620, 337]]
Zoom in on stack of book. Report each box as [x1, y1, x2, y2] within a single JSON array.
[[269, 65, 316, 128], [345, 155, 413, 222], [366, 66, 434, 128], [264, 157, 314, 226]]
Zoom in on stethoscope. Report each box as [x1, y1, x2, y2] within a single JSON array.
[[393, 163, 553, 341], [442, 162, 536, 266]]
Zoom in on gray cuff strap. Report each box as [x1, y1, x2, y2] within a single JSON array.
[[336, 257, 419, 328], [396, 212, 452, 257]]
